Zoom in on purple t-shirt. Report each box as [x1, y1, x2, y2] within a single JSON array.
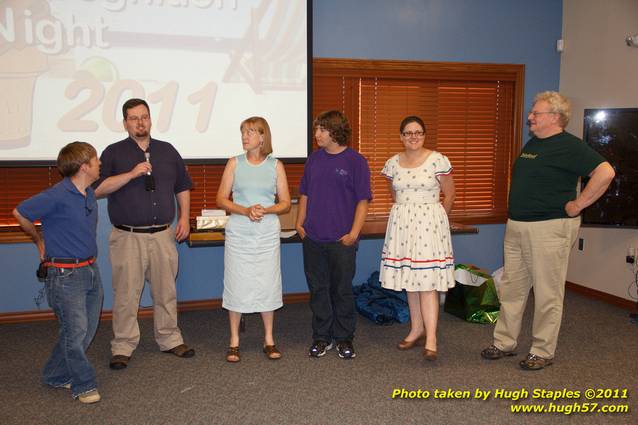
[[299, 147, 372, 242]]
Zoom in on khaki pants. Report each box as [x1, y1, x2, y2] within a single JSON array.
[[109, 226, 183, 356], [493, 217, 580, 359]]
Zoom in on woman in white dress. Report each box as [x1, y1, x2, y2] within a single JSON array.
[[379, 116, 455, 361], [216, 117, 291, 362]]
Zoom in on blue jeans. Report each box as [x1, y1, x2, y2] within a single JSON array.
[[302, 237, 357, 342], [43, 263, 103, 398]]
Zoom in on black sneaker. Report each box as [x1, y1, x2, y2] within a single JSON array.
[[336, 341, 356, 359], [309, 340, 333, 358]]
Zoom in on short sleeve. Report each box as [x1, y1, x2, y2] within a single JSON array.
[[566, 140, 606, 177], [299, 155, 312, 196], [17, 190, 55, 222], [381, 155, 396, 180], [93, 144, 115, 189], [353, 153, 372, 202], [434, 153, 453, 179], [172, 145, 193, 193]]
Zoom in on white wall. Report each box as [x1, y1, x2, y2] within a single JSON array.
[[560, 0, 638, 301]]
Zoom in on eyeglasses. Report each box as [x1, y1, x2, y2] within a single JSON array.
[[401, 131, 425, 138], [127, 115, 150, 122], [241, 128, 259, 136], [528, 111, 556, 117]]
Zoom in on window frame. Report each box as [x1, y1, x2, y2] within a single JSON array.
[[313, 58, 525, 225]]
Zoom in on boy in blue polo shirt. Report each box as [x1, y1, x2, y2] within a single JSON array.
[[13, 142, 104, 404], [296, 110, 371, 359]]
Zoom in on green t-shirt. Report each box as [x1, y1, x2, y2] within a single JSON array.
[[509, 131, 605, 221]]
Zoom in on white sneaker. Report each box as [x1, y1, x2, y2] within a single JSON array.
[[78, 389, 101, 404]]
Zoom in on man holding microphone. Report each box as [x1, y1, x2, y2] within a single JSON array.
[[95, 98, 194, 370]]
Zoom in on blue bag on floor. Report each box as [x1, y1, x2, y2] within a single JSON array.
[[353, 272, 410, 325]]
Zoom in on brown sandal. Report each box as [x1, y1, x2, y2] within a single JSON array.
[[226, 346, 240, 363], [263, 345, 282, 360], [423, 348, 438, 361]]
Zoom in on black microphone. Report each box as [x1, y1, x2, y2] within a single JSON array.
[[144, 150, 155, 191]]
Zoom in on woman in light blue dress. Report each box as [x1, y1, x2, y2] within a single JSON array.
[[216, 117, 291, 362]]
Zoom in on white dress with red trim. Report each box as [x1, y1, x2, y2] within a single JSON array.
[[379, 151, 455, 292]]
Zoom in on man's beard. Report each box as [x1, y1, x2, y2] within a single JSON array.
[[135, 129, 149, 138]]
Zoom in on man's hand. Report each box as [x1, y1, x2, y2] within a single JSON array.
[[130, 161, 152, 178], [13, 208, 46, 259], [95, 161, 153, 198], [564, 162, 615, 218], [565, 200, 582, 217], [175, 217, 190, 241], [339, 232, 357, 246], [36, 239, 46, 261]]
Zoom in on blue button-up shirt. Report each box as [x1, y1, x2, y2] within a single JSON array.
[[96, 137, 192, 226], [17, 178, 98, 259]]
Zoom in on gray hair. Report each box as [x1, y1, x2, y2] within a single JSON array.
[[534, 91, 571, 127]]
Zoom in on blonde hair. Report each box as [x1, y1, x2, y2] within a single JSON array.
[[240, 116, 273, 156], [57, 142, 97, 177], [534, 91, 571, 127]]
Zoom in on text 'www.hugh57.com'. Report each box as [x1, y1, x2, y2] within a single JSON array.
[[390, 387, 631, 416]]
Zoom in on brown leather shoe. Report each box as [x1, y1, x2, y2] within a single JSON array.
[[519, 353, 553, 370], [481, 344, 516, 360], [162, 343, 195, 358], [109, 355, 130, 370], [423, 348, 438, 361], [226, 346, 240, 363], [397, 336, 425, 350], [263, 345, 282, 360]]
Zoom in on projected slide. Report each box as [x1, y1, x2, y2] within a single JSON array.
[[0, 0, 308, 161]]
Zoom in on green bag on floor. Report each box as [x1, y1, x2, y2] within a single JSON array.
[[444, 264, 500, 324]]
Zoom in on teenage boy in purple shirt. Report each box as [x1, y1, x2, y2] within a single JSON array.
[[296, 110, 371, 359], [13, 142, 104, 404]]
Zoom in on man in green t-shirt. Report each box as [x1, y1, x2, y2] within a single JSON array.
[[481, 91, 615, 370]]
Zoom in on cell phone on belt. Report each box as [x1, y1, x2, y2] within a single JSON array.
[[36, 261, 47, 280]]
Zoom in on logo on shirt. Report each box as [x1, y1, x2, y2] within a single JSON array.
[[520, 153, 538, 159], [335, 168, 349, 176]]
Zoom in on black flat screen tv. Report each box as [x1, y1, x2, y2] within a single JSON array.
[[581, 108, 638, 228]]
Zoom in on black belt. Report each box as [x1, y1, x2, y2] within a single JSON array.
[[115, 224, 169, 234], [45, 257, 96, 268]]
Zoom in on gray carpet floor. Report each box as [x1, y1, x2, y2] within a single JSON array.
[[0, 290, 636, 425]]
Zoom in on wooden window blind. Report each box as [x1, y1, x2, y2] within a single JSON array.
[[1, 58, 523, 239], [0, 161, 304, 234], [312, 58, 524, 224], [0, 167, 62, 226]]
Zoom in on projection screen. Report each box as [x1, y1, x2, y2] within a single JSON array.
[[0, 0, 309, 162]]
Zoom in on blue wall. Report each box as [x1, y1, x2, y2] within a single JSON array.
[[0, 0, 562, 313], [313, 0, 563, 114]]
